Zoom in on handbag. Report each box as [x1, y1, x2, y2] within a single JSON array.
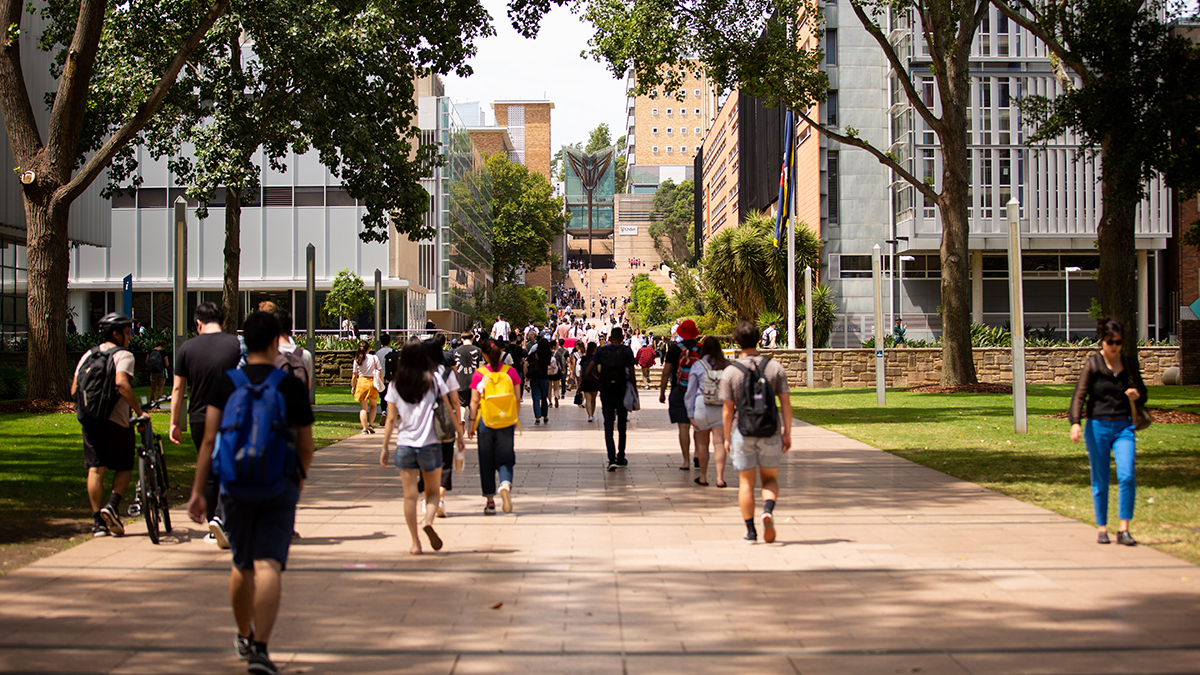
[[1132, 400, 1152, 432], [624, 380, 640, 412], [371, 355, 384, 392], [433, 397, 457, 442], [574, 390, 584, 406]]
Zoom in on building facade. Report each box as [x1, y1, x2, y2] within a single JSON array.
[[623, 64, 717, 193]]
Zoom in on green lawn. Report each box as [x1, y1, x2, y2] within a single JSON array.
[[790, 385, 1200, 564], [0, 384, 361, 554], [314, 385, 360, 407]]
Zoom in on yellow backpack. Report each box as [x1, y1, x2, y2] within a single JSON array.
[[479, 364, 519, 429]]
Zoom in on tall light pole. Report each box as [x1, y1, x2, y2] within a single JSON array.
[[1065, 266, 1082, 342], [172, 196, 187, 369], [1007, 198, 1027, 434], [899, 255, 915, 326], [872, 244, 885, 406], [884, 236, 908, 335]]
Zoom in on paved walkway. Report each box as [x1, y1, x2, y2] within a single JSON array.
[[2, 394, 1199, 674]]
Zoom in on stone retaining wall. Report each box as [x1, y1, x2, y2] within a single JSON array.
[[765, 346, 1180, 389], [0, 346, 1181, 390]]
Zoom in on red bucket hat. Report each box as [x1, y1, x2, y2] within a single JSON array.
[[677, 319, 699, 340]]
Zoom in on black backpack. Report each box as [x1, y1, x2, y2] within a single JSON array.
[[597, 346, 629, 393], [383, 349, 401, 386], [455, 344, 482, 391], [148, 348, 164, 373], [730, 357, 779, 437], [75, 346, 123, 423]]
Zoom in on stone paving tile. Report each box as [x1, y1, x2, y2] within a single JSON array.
[[2, 400, 1200, 674]]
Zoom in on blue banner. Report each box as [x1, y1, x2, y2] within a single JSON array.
[[774, 110, 796, 249], [122, 274, 133, 317]]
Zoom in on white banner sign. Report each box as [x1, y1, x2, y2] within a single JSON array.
[[618, 225, 638, 236]]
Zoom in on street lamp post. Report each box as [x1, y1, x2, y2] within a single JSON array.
[[1065, 266, 1082, 342], [899, 255, 915, 325], [884, 237, 908, 335]]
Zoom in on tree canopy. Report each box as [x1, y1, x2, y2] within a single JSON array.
[[323, 269, 374, 324], [486, 152, 570, 285], [701, 211, 820, 322], [648, 178, 695, 264]]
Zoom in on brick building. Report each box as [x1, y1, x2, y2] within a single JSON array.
[[623, 63, 717, 194], [491, 101, 556, 290]]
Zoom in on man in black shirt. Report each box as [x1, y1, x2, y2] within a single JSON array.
[[453, 332, 483, 423], [170, 301, 242, 546], [504, 336, 527, 402], [187, 311, 314, 675]]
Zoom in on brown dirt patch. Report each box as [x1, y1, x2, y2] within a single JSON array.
[[1044, 408, 1200, 424], [0, 399, 75, 414], [906, 383, 1014, 395]]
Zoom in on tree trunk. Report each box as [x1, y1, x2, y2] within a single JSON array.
[[936, 56, 978, 386], [222, 187, 242, 334], [1096, 141, 1140, 362], [24, 196, 70, 400]]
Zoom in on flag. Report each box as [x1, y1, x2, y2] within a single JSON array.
[[774, 110, 796, 249]]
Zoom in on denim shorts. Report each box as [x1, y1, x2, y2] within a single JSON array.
[[395, 443, 444, 472]]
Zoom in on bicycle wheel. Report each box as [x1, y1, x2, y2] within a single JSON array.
[[154, 439, 172, 532], [140, 453, 161, 545]]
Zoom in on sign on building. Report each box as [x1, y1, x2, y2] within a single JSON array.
[[618, 225, 638, 236]]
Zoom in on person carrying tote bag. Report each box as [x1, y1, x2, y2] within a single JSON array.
[[684, 336, 730, 487], [1068, 318, 1148, 546]]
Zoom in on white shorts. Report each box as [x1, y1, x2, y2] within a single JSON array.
[[730, 428, 782, 471]]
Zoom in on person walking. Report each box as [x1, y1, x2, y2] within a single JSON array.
[[760, 321, 779, 349], [186, 311, 314, 675], [893, 318, 907, 348], [525, 330, 553, 425], [720, 321, 792, 544], [685, 336, 730, 487], [71, 312, 143, 538], [587, 327, 636, 471], [490, 313, 511, 341], [579, 341, 601, 422], [415, 334, 465, 518], [553, 339, 570, 405], [660, 319, 702, 470], [147, 340, 170, 402], [1069, 318, 1147, 546], [170, 302, 242, 547], [467, 339, 521, 515], [379, 339, 464, 553], [636, 340, 657, 390], [351, 340, 381, 435], [453, 332, 483, 423]]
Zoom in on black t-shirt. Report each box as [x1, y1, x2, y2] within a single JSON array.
[[453, 343, 483, 390], [175, 332, 242, 430], [505, 343, 527, 374], [525, 340, 552, 379], [664, 339, 699, 388], [207, 364, 315, 429]]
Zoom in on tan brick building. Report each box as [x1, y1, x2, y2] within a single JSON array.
[[624, 63, 717, 193], [490, 101, 556, 291]]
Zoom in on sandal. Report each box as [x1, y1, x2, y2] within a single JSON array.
[[715, 481, 728, 488], [678, 465, 691, 471], [693, 477, 708, 486]]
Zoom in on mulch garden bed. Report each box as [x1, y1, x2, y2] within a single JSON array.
[[906, 383, 1014, 395], [0, 400, 77, 414], [1045, 408, 1200, 424]]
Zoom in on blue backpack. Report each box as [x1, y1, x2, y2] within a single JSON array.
[[214, 368, 294, 501]]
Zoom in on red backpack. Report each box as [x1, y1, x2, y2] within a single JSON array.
[[675, 342, 701, 389]]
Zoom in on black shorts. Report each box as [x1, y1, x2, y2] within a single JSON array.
[[82, 420, 135, 471], [224, 481, 300, 570], [668, 387, 690, 424]]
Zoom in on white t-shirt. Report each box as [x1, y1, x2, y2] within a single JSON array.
[[585, 328, 599, 345], [353, 353, 379, 379], [384, 372, 451, 448], [491, 320, 511, 340]]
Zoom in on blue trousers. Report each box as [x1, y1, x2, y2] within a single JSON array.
[[530, 379, 550, 419], [1084, 418, 1137, 526]]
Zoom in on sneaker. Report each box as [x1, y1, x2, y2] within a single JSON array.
[[484, 502, 496, 515], [616, 457, 628, 467], [606, 462, 618, 472], [588, 416, 594, 423], [1117, 531, 1137, 546], [743, 531, 757, 544], [235, 633, 254, 660], [762, 512, 776, 544], [543, 417, 549, 425], [99, 504, 124, 537], [247, 646, 278, 675], [209, 519, 230, 549], [534, 418, 541, 426], [499, 484, 513, 513], [92, 522, 110, 538], [554, 399, 559, 408], [203, 533, 218, 545], [436, 501, 447, 518]]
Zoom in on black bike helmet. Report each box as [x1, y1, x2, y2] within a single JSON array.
[[97, 312, 134, 337]]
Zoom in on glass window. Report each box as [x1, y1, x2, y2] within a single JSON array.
[[111, 190, 135, 208], [694, 108, 700, 116], [666, 146, 673, 154], [826, 91, 838, 127], [827, 151, 839, 224], [666, 108, 673, 116], [137, 188, 167, 208], [826, 29, 837, 65], [667, 127, 673, 135], [681, 127, 688, 135], [652, 146, 659, 154], [839, 255, 872, 278], [327, 188, 357, 207], [295, 187, 323, 207], [693, 89, 700, 98], [652, 127, 659, 135], [652, 108, 659, 116], [694, 127, 700, 135]]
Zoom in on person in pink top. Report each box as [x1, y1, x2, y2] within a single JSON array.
[[467, 339, 522, 515]]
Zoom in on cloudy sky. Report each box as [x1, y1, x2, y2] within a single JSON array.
[[441, 0, 628, 155]]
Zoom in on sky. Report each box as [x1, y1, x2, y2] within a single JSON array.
[[441, 0, 627, 156]]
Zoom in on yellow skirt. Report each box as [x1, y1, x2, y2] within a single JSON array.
[[354, 376, 378, 403]]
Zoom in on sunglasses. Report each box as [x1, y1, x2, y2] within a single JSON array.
[[1105, 339, 1123, 346]]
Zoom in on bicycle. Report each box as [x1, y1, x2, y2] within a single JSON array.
[[128, 394, 173, 544]]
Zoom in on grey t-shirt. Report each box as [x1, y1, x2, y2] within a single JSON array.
[[718, 355, 790, 431]]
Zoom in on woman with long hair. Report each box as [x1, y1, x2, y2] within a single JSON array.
[[684, 336, 730, 487], [378, 340, 464, 554], [579, 341, 600, 422], [416, 334, 463, 518], [352, 340, 381, 434], [1069, 318, 1147, 545], [468, 338, 521, 515]]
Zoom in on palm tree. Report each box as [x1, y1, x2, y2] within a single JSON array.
[[702, 211, 820, 320]]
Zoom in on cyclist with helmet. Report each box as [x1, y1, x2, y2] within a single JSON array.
[[71, 312, 143, 537]]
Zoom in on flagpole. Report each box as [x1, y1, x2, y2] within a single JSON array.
[[786, 115, 796, 350]]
